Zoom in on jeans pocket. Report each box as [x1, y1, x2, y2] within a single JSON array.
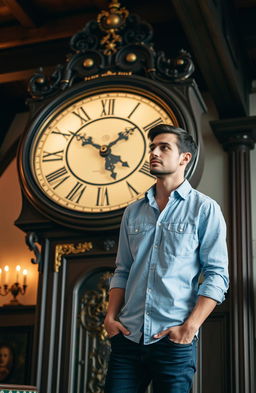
[[109, 332, 122, 342], [164, 336, 193, 347]]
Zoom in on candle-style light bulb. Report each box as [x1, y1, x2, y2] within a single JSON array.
[[0, 268, 2, 285], [16, 265, 21, 283], [4, 265, 9, 285], [23, 269, 28, 285]]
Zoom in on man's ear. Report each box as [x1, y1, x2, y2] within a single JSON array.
[[180, 152, 192, 166]]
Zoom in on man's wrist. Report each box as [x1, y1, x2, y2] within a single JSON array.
[[105, 314, 117, 322], [183, 319, 200, 333]]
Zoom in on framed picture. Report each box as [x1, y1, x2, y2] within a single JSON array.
[[0, 325, 33, 385]]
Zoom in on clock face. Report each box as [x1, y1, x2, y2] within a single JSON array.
[[29, 86, 177, 214]]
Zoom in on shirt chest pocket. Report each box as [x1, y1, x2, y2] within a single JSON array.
[[127, 224, 151, 258], [163, 222, 198, 256]]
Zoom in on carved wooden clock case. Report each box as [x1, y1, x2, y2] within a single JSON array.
[[15, 2, 206, 393]]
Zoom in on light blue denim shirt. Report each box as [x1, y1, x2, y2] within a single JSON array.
[[110, 180, 229, 345]]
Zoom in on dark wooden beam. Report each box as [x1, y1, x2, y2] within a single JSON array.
[[0, 13, 94, 50], [172, 0, 249, 118], [2, 0, 38, 28], [0, 68, 49, 83], [0, 39, 70, 76]]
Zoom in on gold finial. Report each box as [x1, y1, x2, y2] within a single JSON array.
[[126, 53, 137, 63], [97, 0, 129, 55], [83, 58, 94, 68], [35, 77, 45, 84]]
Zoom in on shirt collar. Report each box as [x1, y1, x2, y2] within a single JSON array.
[[146, 179, 192, 202], [174, 179, 192, 200]]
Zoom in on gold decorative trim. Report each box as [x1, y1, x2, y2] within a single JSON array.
[[97, 0, 129, 55], [54, 242, 93, 272]]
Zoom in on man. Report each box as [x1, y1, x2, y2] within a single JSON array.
[[104, 124, 229, 393]]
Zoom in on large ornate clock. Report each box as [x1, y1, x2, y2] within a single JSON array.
[[18, 0, 205, 231]]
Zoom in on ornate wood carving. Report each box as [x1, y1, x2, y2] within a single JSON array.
[[54, 241, 93, 272], [27, 1, 195, 101], [25, 232, 42, 268], [78, 271, 112, 393]]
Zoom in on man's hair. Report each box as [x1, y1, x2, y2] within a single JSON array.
[[148, 124, 197, 173]]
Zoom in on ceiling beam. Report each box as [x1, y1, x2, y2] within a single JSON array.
[[0, 13, 95, 50], [0, 67, 54, 84], [2, 0, 38, 28], [0, 38, 70, 79], [172, 0, 249, 118]]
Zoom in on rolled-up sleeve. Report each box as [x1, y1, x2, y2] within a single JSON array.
[[110, 208, 134, 290], [197, 201, 229, 304]]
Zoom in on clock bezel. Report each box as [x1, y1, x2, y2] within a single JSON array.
[[18, 74, 199, 230]]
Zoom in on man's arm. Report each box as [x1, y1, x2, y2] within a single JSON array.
[[104, 209, 133, 337], [104, 288, 130, 337]]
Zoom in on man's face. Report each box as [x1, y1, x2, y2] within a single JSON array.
[[149, 133, 188, 177]]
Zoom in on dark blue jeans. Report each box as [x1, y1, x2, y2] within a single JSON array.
[[104, 333, 197, 393]]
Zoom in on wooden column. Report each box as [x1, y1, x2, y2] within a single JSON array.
[[211, 117, 256, 393]]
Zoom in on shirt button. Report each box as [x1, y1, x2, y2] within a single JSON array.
[[146, 311, 150, 315], [154, 244, 158, 248], [135, 229, 138, 233], [178, 228, 184, 232], [158, 222, 161, 226]]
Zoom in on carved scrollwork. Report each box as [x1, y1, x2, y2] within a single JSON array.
[[70, 21, 101, 52], [54, 241, 93, 272], [25, 232, 42, 267], [78, 271, 113, 393], [80, 271, 112, 341], [123, 14, 153, 45], [115, 43, 155, 73], [27, 1, 195, 101], [154, 49, 195, 82], [28, 65, 64, 99], [62, 50, 106, 82]]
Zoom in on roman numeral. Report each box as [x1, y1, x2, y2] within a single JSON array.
[[52, 128, 72, 141], [139, 161, 156, 179], [143, 118, 162, 133], [42, 150, 64, 162], [66, 182, 86, 203], [126, 181, 139, 198], [72, 107, 91, 124], [46, 167, 70, 189], [127, 103, 140, 119], [101, 99, 115, 116], [96, 187, 110, 206]]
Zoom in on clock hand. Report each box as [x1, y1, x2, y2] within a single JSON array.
[[99, 127, 136, 178], [70, 132, 101, 149], [81, 136, 101, 149], [108, 126, 137, 148], [70, 130, 132, 179], [104, 153, 129, 179]]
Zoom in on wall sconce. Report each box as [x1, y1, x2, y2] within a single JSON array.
[[0, 265, 28, 306]]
